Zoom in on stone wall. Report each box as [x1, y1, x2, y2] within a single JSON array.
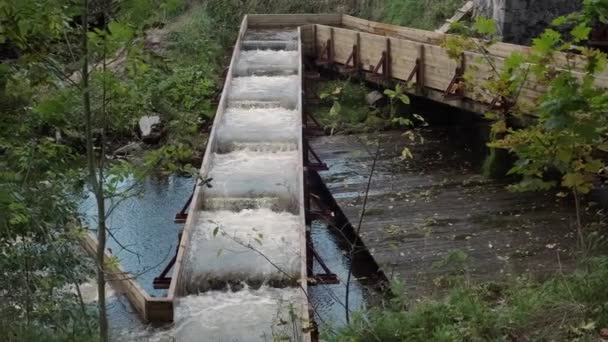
[[474, 0, 582, 44]]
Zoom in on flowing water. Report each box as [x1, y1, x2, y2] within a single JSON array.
[[82, 27, 370, 341], [174, 28, 306, 340]]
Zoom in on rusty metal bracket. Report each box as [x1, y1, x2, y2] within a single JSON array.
[[343, 33, 361, 74], [307, 243, 339, 286], [304, 140, 328, 171], [304, 112, 325, 135], [174, 185, 195, 223], [153, 232, 182, 289], [369, 38, 392, 82], [406, 45, 426, 94], [316, 28, 335, 67], [444, 53, 466, 100], [487, 95, 513, 114]]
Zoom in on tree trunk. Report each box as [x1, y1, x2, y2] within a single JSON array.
[[82, 0, 108, 339]]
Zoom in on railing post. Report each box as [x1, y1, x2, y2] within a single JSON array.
[[385, 38, 392, 81], [417, 44, 426, 94]]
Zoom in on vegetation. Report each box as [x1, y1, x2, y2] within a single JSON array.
[[328, 255, 608, 341], [380, 0, 466, 30], [326, 1, 608, 341], [0, 0, 226, 340], [2, 0, 608, 340]]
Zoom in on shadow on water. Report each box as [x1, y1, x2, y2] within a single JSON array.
[[309, 220, 367, 327]]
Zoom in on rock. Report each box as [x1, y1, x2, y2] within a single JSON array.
[[138, 115, 163, 144], [366, 91, 386, 107], [114, 142, 142, 156]]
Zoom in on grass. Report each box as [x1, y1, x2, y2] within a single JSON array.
[[377, 0, 466, 30], [326, 256, 608, 341]]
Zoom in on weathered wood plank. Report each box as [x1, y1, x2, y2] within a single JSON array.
[[169, 15, 250, 298], [248, 13, 342, 27], [311, 131, 578, 295], [341, 14, 608, 80], [312, 23, 608, 111], [436, 1, 474, 34], [80, 233, 173, 323]]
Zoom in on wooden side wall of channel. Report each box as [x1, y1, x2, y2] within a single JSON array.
[[341, 14, 608, 80], [81, 234, 173, 323], [247, 13, 342, 27], [312, 21, 608, 113], [168, 15, 250, 299]]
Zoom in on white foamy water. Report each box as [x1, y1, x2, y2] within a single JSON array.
[[228, 76, 299, 109], [204, 150, 299, 210], [183, 209, 302, 292], [122, 287, 304, 342], [216, 107, 299, 152], [170, 27, 308, 340], [234, 50, 299, 76]]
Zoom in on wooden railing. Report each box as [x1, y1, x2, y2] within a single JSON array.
[[300, 14, 608, 113]]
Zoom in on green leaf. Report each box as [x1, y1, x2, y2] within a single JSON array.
[[212, 226, 220, 237], [504, 52, 525, 71], [384, 89, 396, 97], [329, 101, 341, 117], [571, 22, 592, 42], [551, 16, 569, 27], [562, 172, 590, 193], [473, 17, 497, 35], [401, 148, 413, 160], [532, 29, 562, 55], [490, 120, 507, 135], [583, 159, 604, 173], [398, 94, 410, 105], [484, 112, 499, 120], [597, 143, 608, 152]]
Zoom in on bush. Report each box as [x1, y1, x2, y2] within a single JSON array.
[[380, 0, 466, 30]]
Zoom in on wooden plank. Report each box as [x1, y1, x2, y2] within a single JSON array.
[[80, 233, 174, 323], [312, 23, 608, 111], [169, 15, 250, 298], [436, 1, 474, 34], [310, 131, 578, 296], [301, 25, 314, 56], [296, 27, 312, 342], [248, 13, 342, 27], [341, 14, 608, 80]]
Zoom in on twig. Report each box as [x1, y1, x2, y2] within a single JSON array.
[[218, 228, 328, 328], [345, 142, 381, 324]]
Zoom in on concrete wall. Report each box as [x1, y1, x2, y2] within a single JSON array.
[[474, 0, 582, 44]]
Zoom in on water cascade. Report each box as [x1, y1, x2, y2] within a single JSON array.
[[160, 27, 307, 340]]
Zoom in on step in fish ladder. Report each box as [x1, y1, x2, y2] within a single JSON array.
[[165, 16, 312, 341]]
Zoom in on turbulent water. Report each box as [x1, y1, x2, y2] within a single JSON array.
[[91, 27, 368, 341], [172, 28, 307, 341], [184, 209, 302, 293], [216, 107, 299, 152], [124, 287, 304, 342], [202, 150, 300, 212]]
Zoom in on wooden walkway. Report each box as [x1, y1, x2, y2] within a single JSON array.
[[310, 130, 578, 293]]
